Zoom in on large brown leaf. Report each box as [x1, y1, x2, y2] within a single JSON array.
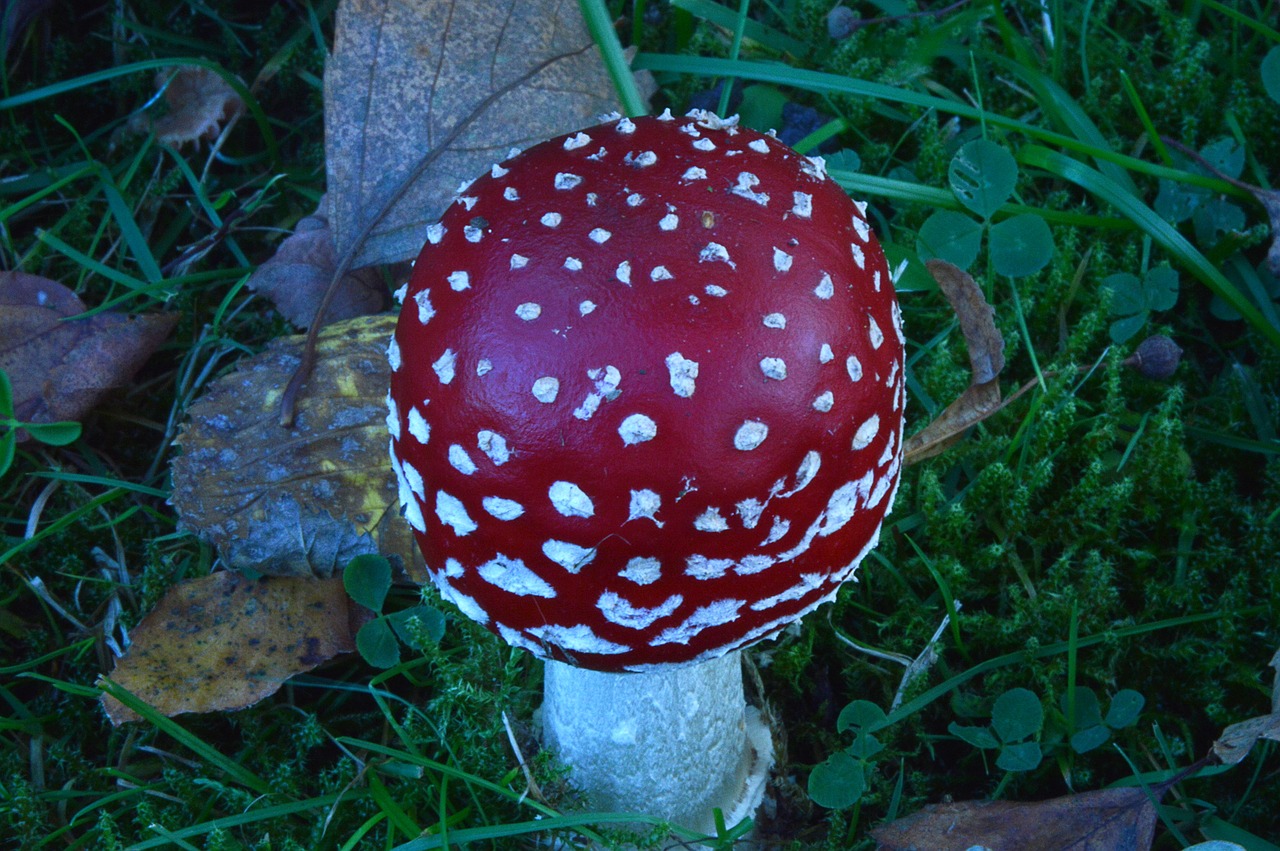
[[101, 572, 363, 724], [872, 786, 1161, 851], [325, 0, 623, 269], [0, 271, 176, 436], [171, 314, 421, 580]]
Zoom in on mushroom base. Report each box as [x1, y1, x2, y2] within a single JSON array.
[[541, 651, 774, 837]]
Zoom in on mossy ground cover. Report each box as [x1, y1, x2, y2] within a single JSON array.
[[2, 1, 1279, 848]]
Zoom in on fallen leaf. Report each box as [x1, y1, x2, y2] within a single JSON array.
[[871, 786, 1161, 851], [1212, 713, 1280, 766], [903, 261, 1007, 464], [247, 198, 391, 328], [325, 0, 623, 269], [0, 271, 177, 437], [1270, 647, 1280, 713], [100, 572, 364, 724], [152, 65, 244, 146], [171, 313, 422, 581]]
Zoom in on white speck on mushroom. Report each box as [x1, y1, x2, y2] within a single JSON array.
[[532, 377, 560, 403], [852, 215, 871, 242], [694, 507, 729, 532], [748, 138, 770, 154], [792, 192, 813, 217], [680, 122, 700, 136], [736, 498, 765, 529], [478, 554, 554, 596], [477, 430, 510, 465], [540, 212, 562, 227], [491, 163, 509, 178], [436, 578, 487, 624], [620, 556, 662, 585], [509, 253, 529, 270], [802, 155, 828, 181], [699, 242, 735, 267], [530, 623, 628, 654], [464, 225, 483, 243], [886, 359, 899, 388], [598, 591, 683, 629], [851, 242, 865, 269], [515, 302, 542, 321], [589, 228, 612, 244], [408, 407, 430, 443], [384, 393, 400, 440], [426, 223, 445, 244], [658, 108, 675, 120], [688, 295, 700, 305], [681, 166, 707, 181], [705, 284, 728, 297], [432, 349, 457, 384], [447, 271, 470, 291], [503, 186, 519, 201], [773, 248, 793, 273], [435, 490, 477, 536], [750, 573, 824, 611], [815, 272, 834, 300], [762, 516, 790, 546], [665, 352, 699, 398], [813, 391, 834, 412], [628, 489, 662, 525], [457, 190, 478, 208], [626, 192, 644, 206], [684, 555, 734, 579], [734, 420, 769, 450], [878, 430, 897, 467], [549, 481, 594, 518], [659, 212, 679, 230], [542, 540, 597, 573], [586, 192, 598, 206], [615, 261, 632, 284], [476, 358, 493, 376], [448, 444, 477, 475], [852, 414, 881, 450], [892, 301, 905, 342], [846, 354, 863, 382], [692, 138, 716, 152], [555, 172, 583, 190], [579, 300, 597, 315], [651, 599, 744, 646], [820, 343, 834, 363], [763, 313, 786, 329], [731, 172, 770, 206], [868, 474, 894, 510], [618, 413, 657, 445], [868, 316, 885, 349], [616, 117, 636, 134], [564, 132, 592, 150], [784, 451, 822, 497], [564, 257, 583, 271], [760, 357, 787, 381], [390, 451, 425, 532], [735, 555, 776, 575], [386, 336, 402, 371], [393, 283, 408, 304], [627, 150, 658, 167], [650, 265, 673, 281]]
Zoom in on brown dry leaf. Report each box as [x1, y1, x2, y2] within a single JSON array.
[[903, 261, 1007, 464], [171, 313, 422, 581], [247, 198, 390, 329], [1213, 713, 1280, 766], [0, 271, 177, 436], [152, 66, 244, 146], [871, 786, 1160, 851], [325, 0, 624, 269], [101, 572, 363, 724]]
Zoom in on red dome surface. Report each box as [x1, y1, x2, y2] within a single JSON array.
[[387, 111, 905, 672]]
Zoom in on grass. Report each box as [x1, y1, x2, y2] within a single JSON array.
[[2, 0, 1280, 848]]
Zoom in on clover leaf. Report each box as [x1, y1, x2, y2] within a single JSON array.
[[1102, 264, 1179, 343]]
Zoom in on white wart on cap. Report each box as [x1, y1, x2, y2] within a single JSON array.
[[387, 110, 906, 672]]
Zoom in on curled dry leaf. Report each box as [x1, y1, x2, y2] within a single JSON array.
[[903, 261, 1007, 464], [100, 572, 364, 724], [171, 314, 422, 581], [871, 786, 1160, 851], [325, 0, 623, 269], [0, 271, 177, 438], [1213, 713, 1280, 767], [151, 65, 244, 146], [247, 198, 390, 329]]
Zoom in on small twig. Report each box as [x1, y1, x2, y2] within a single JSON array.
[[279, 44, 596, 427], [501, 709, 545, 804]]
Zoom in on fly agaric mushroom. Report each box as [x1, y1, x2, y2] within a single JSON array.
[[386, 109, 905, 833]]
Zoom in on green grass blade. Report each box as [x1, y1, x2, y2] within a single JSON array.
[[99, 171, 164, 284], [578, 0, 648, 117], [671, 0, 808, 55], [34, 229, 147, 291], [1019, 145, 1280, 351]]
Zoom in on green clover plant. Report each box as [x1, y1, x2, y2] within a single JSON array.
[[0, 369, 82, 478], [948, 687, 1044, 772], [1101, 262, 1179, 344], [1060, 686, 1145, 754], [343, 554, 445, 668], [1154, 137, 1247, 247], [807, 700, 889, 809], [916, 139, 1055, 278]]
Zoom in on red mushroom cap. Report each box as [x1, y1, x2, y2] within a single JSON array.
[[387, 110, 905, 672]]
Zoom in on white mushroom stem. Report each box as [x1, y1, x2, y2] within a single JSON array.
[[541, 651, 774, 835]]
